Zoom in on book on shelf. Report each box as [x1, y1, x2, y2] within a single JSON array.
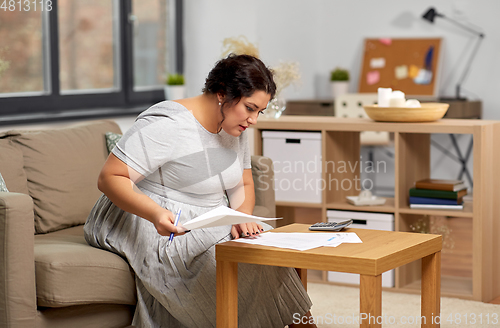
[[415, 179, 467, 192], [409, 196, 463, 205], [410, 204, 464, 210], [409, 187, 467, 199]]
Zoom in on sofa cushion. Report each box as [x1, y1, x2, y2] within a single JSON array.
[[34, 225, 136, 307], [37, 303, 134, 328], [0, 138, 30, 194], [11, 120, 122, 233]]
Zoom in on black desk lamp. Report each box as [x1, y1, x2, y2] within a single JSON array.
[[422, 7, 485, 100]]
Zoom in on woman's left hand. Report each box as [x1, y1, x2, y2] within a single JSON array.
[[231, 222, 264, 239]]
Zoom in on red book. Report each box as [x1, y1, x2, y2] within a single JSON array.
[[415, 179, 467, 192]]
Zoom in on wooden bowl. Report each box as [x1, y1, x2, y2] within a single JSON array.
[[363, 103, 449, 122]]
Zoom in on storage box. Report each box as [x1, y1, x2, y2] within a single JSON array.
[[262, 131, 322, 203], [327, 210, 395, 287]]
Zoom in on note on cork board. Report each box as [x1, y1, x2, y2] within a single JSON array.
[[358, 38, 442, 98]]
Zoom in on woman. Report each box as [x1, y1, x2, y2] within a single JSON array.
[[84, 54, 316, 327]]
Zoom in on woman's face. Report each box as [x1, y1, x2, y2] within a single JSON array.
[[220, 90, 271, 137]]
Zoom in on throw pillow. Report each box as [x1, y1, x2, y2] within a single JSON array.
[[0, 172, 8, 192], [105, 132, 122, 154]]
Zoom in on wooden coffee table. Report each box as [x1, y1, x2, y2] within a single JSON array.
[[216, 224, 442, 328]]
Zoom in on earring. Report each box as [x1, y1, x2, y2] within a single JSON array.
[[219, 102, 221, 106]]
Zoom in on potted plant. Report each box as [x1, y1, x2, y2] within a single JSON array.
[[330, 67, 349, 98], [164, 73, 185, 100]]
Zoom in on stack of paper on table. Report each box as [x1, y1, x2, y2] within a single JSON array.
[[233, 232, 362, 251]]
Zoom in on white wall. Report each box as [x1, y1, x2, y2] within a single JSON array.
[[184, 0, 258, 97], [184, 0, 500, 119]]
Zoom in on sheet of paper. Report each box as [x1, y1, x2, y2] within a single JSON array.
[[182, 206, 279, 230], [323, 232, 363, 247], [379, 38, 392, 46], [395, 65, 408, 79], [413, 68, 432, 85], [370, 57, 386, 69], [366, 71, 380, 85], [233, 232, 362, 251], [233, 232, 336, 251], [409, 64, 420, 78]]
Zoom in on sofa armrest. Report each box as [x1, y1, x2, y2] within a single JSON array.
[[0, 192, 36, 328], [250, 156, 276, 218]]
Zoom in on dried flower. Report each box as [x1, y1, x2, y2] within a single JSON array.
[[409, 217, 430, 234], [410, 216, 454, 251], [220, 36, 301, 97], [272, 61, 301, 96], [221, 36, 260, 59], [430, 216, 454, 251]]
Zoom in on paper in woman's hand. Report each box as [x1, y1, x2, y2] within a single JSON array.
[[182, 206, 280, 230]]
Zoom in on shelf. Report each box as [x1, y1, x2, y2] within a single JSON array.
[[400, 275, 473, 300], [276, 201, 323, 208], [256, 117, 500, 302], [255, 115, 486, 134], [398, 201, 473, 218], [326, 197, 395, 213]]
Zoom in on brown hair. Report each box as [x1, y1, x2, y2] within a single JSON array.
[[202, 54, 276, 124]]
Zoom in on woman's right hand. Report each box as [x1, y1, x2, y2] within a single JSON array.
[[152, 209, 186, 236]]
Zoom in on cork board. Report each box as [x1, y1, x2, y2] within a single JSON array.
[[358, 38, 442, 97]]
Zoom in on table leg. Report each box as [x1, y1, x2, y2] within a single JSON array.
[[360, 274, 382, 328], [421, 251, 441, 328], [216, 260, 238, 328], [295, 268, 308, 291]]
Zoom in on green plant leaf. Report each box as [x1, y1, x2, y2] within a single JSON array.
[[165, 73, 185, 85], [330, 68, 349, 81]]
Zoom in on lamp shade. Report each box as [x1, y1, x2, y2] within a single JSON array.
[[422, 7, 443, 23]]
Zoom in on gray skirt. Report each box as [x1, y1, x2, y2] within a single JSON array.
[[84, 191, 312, 328]]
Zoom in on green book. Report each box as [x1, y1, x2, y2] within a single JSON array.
[[409, 187, 467, 200]]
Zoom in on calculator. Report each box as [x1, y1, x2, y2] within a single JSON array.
[[309, 219, 353, 231]]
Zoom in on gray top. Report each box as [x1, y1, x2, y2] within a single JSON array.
[[112, 100, 251, 207]]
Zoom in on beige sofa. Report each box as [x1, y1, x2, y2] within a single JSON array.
[[0, 120, 276, 328]]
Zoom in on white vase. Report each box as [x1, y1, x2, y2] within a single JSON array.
[[164, 85, 186, 100], [331, 81, 349, 98]]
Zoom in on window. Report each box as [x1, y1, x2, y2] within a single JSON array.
[[132, 0, 170, 90], [0, 8, 46, 95], [0, 0, 182, 122], [58, 0, 118, 93]]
